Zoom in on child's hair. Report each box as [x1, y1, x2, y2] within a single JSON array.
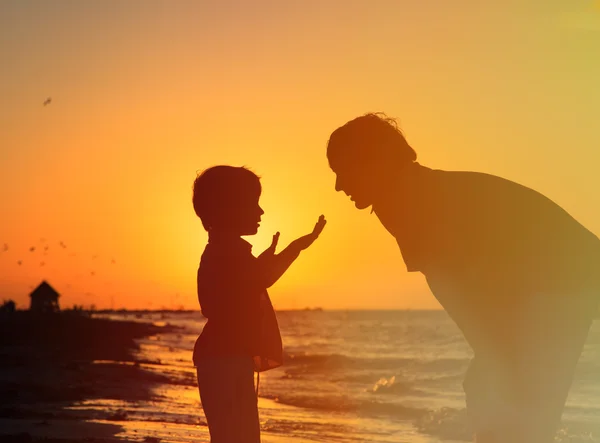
[[192, 165, 261, 231]]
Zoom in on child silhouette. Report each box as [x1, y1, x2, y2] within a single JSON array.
[[191, 165, 326, 442]]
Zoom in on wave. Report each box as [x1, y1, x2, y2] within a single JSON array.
[[415, 407, 600, 443], [262, 392, 426, 418], [367, 375, 429, 396], [260, 417, 359, 437], [283, 351, 469, 373]]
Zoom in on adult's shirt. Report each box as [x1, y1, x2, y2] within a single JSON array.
[[373, 163, 600, 352]]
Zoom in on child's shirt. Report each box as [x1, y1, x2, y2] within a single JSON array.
[[192, 234, 282, 371]]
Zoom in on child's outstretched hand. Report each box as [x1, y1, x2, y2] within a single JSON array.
[[258, 232, 280, 261], [290, 215, 327, 252], [256, 216, 326, 288]]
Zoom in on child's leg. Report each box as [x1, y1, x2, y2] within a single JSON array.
[[196, 356, 260, 443], [197, 356, 235, 442], [237, 359, 261, 441]]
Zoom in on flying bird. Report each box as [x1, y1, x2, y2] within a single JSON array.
[[2, 243, 7, 252], [29, 246, 35, 252], [43, 97, 52, 106], [17, 260, 22, 266]]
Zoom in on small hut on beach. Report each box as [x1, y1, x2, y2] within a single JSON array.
[[29, 281, 60, 313]]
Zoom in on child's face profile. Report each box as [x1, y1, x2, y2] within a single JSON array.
[[230, 191, 264, 236]]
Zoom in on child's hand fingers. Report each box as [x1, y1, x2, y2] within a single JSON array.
[[270, 232, 280, 250], [313, 215, 326, 236]]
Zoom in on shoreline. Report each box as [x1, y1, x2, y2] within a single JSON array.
[[0, 311, 321, 443], [0, 311, 180, 442]]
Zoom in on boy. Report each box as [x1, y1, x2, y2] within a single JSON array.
[[191, 165, 326, 442]]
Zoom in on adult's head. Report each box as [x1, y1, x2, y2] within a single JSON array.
[[326, 112, 417, 209], [192, 165, 264, 235]]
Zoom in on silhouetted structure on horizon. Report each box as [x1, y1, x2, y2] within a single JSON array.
[[29, 281, 60, 313], [0, 300, 16, 315]]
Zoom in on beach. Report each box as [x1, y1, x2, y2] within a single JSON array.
[[1, 310, 598, 443], [0, 311, 312, 443], [0, 311, 184, 442]]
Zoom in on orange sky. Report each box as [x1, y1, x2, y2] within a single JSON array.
[[1, 1, 599, 310]]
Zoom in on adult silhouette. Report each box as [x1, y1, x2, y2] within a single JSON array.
[[327, 113, 600, 443]]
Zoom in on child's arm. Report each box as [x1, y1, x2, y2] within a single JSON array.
[[257, 215, 326, 288]]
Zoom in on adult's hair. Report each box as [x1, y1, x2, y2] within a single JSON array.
[[326, 112, 417, 170], [192, 165, 261, 231]]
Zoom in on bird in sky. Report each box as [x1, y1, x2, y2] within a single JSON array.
[[43, 97, 52, 106]]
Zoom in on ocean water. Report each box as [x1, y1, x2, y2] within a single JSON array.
[[88, 310, 600, 442]]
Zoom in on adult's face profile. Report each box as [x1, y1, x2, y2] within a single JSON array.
[[328, 148, 377, 210], [327, 113, 416, 211]]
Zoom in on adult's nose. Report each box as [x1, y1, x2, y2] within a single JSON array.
[[335, 176, 342, 192]]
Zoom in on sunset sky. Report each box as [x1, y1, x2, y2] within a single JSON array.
[[1, 0, 599, 310]]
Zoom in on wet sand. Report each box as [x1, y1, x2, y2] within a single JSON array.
[[0, 311, 179, 442], [0, 311, 319, 443]]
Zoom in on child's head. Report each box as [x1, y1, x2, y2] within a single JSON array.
[[192, 165, 264, 236]]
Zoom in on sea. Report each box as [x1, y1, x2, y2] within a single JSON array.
[[84, 310, 600, 442]]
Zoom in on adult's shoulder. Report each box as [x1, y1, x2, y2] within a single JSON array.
[[428, 167, 600, 247], [428, 167, 568, 214], [427, 167, 541, 198]]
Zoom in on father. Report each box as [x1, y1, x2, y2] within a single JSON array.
[[326, 113, 600, 443]]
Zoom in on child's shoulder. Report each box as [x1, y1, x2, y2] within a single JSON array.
[[197, 242, 257, 286], [200, 239, 254, 267]]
